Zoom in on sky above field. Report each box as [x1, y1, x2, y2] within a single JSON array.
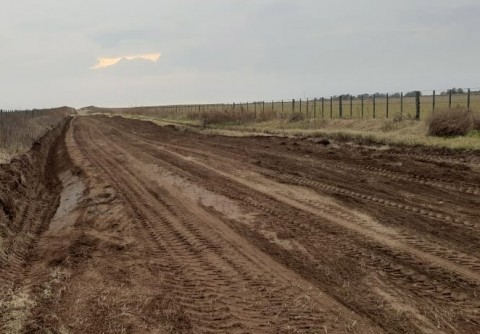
[[1, 0, 479, 109]]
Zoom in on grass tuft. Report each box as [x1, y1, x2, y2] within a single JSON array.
[[427, 108, 473, 137]]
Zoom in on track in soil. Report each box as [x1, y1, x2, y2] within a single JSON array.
[[3, 115, 480, 333]]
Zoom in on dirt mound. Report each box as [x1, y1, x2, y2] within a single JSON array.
[[0, 117, 70, 285]]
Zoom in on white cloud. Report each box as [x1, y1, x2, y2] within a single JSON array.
[[91, 53, 161, 69]]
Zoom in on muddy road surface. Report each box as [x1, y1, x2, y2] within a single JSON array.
[[1, 115, 480, 333]]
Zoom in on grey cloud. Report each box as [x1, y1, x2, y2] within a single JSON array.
[[0, 0, 479, 109]]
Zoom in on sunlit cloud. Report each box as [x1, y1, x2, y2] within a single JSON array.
[[91, 53, 161, 69]]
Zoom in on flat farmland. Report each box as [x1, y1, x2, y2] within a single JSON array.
[[1, 115, 480, 333]]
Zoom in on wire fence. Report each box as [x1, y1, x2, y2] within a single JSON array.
[[114, 87, 480, 122], [0, 108, 73, 158]]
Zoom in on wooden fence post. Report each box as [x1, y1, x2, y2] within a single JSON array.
[[386, 93, 389, 118], [299, 99, 302, 114], [373, 94, 376, 119], [330, 97, 333, 118], [292, 99, 295, 114], [361, 95, 364, 118], [339, 96, 343, 118], [321, 98, 324, 118], [350, 96, 353, 117], [415, 91, 421, 120], [306, 98, 309, 117], [467, 89, 471, 109], [449, 90, 452, 108], [313, 98, 317, 118], [400, 92, 403, 117], [432, 90, 435, 114]]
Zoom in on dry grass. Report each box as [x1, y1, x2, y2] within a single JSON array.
[[90, 105, 480, 150], [427, 108, 473, 137], [0, 107, 74, 163]]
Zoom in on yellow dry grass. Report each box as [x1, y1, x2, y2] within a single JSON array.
[[108, 113, 480, 150]]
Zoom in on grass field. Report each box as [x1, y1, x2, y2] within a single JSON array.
[[88, 93, 480, 150]]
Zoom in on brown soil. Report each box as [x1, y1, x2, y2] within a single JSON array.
[[1, 115, 480, 333]]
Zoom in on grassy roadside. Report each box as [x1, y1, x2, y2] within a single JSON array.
[[100, 113, 480, 151]]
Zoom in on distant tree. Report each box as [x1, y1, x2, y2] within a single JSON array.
[[404, 91, 421, 97]]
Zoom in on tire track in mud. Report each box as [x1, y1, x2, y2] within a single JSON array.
[[85, 117, 480, 332], [99, 121, 480, 279], [103, 121, 480, 227], [73, 118, 375, 334]]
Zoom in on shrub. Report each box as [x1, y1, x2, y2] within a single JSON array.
[[287, 113, 304, 123], [427, 108, 473, 137], [473, 112, 480, 131]]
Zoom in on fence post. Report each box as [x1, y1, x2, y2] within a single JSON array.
[[313, 98, 317, 118], [449, 90, 452, 108], [399, 93, 403, 117], [262, 101, 265, 116], [373, 94, 376, 119], [415, 91, 421, 120], [247, 102, 249, 112], [432, 90, 435, 114], [299, 99, 302, 114], [386, 93, 389, 118], [350, 95, 353, 117], [339, 96, 343, 118], [330, 97, 333, 118], [321, 98, 324, 118], [292, 99, 295, 114], [306, 98, 309, 117], [361, 95, 364, 118], [281, 100, 284, 114], [254, 102, 257, 119], [467, 89, 471, 109]]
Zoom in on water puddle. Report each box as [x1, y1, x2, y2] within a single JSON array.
[[49, 169, 86, 231]]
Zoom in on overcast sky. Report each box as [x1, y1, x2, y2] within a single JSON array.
[[1, 0, 479, 109]]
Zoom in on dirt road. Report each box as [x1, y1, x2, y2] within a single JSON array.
[[1, 115, 480, 333]]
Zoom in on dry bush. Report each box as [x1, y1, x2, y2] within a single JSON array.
[[473, 112, 480, 131], [0, 107, 73, 159], [188, 106, 277, 126], [427, 108, 473, 137], [287, 113, 304, 123]]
